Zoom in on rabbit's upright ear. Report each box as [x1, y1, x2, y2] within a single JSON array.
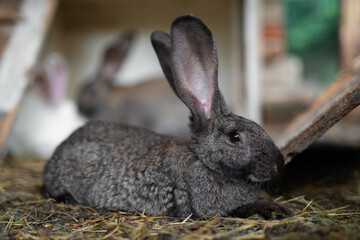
[[45, 53, 69, 106], [98, 31, 135, 81], [151, 31, 177, 95], [171, 15, 226, 133]]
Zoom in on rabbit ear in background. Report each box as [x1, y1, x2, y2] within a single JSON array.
[[98, 31, 135, 81], [151, 30, 178, 96], [44, 53, 69, 106], [170, 15, 226, 133]]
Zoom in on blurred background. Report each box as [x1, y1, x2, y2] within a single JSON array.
[[0, 0, 359, 161], [1, 2, 360, 238]]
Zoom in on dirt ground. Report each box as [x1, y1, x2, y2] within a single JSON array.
[[0, 143, 359, 240]]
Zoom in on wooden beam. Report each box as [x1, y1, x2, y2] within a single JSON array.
[[242, 0, 262, 124], [340, 0, 360, 67], [277, 70, 360, 164], [230, 0, 243, 116], [0, 0, 57, 114], [0, 106, 18, 161], [0, 0, 57, 158]]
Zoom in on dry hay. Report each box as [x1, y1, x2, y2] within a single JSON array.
[[1, 145, 360, 239]]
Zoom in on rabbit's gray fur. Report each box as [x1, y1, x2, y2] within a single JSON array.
[[43, 15, 287, 218]]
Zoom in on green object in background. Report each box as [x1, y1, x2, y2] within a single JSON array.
[[284, 0, 340, 87]]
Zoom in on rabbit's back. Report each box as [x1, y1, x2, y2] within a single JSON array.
[[42, 121, 192, 215]]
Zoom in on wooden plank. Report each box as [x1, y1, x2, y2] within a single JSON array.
[[230, 0, 243, 116], [277, 70, 360, 164], [0, 106, 18, 163], [0, 0, 57, 114], [0, 0, 58, 157], [242, 0, 262, 123], [340, 0, 360, 67]]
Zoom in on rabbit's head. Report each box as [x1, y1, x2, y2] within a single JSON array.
[[32, 53, 69, 107], [77, 32, 135, 118], [152, 15, 283, 183]]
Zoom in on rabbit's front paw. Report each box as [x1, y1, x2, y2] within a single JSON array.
[[230, 200, 295, 220]]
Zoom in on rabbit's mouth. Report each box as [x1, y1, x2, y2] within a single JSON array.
[[246, 147, 284, 183], [246, 161, 281, 183]]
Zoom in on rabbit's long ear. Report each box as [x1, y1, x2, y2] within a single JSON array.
[[45, 53, 69, 106], [171, 15, 226, 133], [98, 31, 135, 81], [151, 30, 177, 95]]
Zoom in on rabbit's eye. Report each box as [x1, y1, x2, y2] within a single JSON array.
[[227, 131, 244, 145]]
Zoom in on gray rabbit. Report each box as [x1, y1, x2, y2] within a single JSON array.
[[77, 31, 190, 138], [43, 15, 292, 219], [76, 31, 134, 120]]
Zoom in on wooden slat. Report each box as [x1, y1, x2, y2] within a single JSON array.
[[340, 0, 360, 67], [243, 0, 262, 123], [0, 0, 57, 114], [0, 0, 58, 162], [277, 71, 360, 164], [0, 106, 18, 160]]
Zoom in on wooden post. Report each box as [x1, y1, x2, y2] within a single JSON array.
[[242, 0, 262, 124], [0, 0, 58, 164], [340, 0, 360, 67], [277, 69, 360, 164], [230, 0, 243, 116], [0, 107, 18, 158]]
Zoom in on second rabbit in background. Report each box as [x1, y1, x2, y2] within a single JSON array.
[[77, 32, 190, 138], [8, 53, 86, 159]]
